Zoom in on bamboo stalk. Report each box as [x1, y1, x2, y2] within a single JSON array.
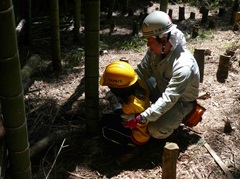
[[73, 0, 81, 41], [85, 0, 100, 134], [50, 0, 62, 71], [0, 1, 32, 178]]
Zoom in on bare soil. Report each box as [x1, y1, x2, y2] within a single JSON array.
[[21, 1, 240, 179]]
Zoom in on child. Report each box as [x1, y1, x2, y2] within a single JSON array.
[[99, 59, 151, 149]]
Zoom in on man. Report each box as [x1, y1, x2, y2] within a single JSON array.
[[123, 11, 200, 140]]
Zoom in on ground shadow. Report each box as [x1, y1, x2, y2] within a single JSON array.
[[58, 123, 202, 178]]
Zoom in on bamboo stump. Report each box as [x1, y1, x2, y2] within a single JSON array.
[[218, 7, 225, 17], [190, 12, 195, 19], [132, 20, 139, 36], [162, 142, 179, 179], [233, 12, 240, 31], [168, 9, 173, 19], [217, 54, 231, 83], [201, 7, 209, 23], [233, 0, 239, 12], [178, 6, 185, 21], [194, 49, 205, 83], [209, 19, 216, 29], [192, 24, 200, 38]]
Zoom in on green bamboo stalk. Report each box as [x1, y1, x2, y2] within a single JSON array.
[[25, 0, 32, 45], [74, 0, 81, 41], [0, 0, 32, 178], [107, 0, 115, 19], [123, 0, 129, 14], [160, 0, 168, 13], [84, 0, 100, 134], [18, 0, 31, 44], [50, 0, 62, 72]]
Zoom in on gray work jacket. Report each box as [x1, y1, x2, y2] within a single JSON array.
[[136, 44, 200, 122]]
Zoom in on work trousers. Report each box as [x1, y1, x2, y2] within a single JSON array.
[[145, 77, 196, 139]]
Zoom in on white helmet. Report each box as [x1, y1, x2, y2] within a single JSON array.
[[142, 11, 175, 38]]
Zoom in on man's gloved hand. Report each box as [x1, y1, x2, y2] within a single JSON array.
[[105, 91, 122, 111], [122, 115, 147, 129]]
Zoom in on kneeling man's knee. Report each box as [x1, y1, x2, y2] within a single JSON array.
[[148, 122, 173, 139]]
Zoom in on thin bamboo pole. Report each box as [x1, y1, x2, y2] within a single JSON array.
[[160, 0, 168, 13], [0, 0, 31, 178], [50, 0, 62, 72], [73, 0, 81, 41]]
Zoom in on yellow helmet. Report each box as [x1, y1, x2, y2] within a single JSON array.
[[100, 60, 138, 88]]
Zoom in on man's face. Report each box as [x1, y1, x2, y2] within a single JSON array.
[[147, 37, 163, 55]]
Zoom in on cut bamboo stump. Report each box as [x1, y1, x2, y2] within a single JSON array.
[[209, 19, 216, 29], [233, 12, 240, 31], [194, 49, 205, 83], [201, 7, 209, 23], [192, 24, 200, 38], [233, 0, 239, 12], [217, 54, 231, 83], [132, 20, 139, 36], [190, 12, 195, 19], [162, 142, 179, 179], [218, 7, 225, 17], [168, 9, 173, 19], [178, 6, 185, 21]]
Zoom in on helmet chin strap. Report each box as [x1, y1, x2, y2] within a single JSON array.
[[161, 44, 166, 59], [156, 32, 171, 59]]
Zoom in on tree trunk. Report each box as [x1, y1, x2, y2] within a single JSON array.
[[160, 0, 168, 13], [84, 0, 100, 134], [123, 0, 129, 14], [19, 0, 31, 45], [73, 0, 81, 41], [107, 0, 115, 19], [0, 0, 32, 178], [50, 0, 62, 72]]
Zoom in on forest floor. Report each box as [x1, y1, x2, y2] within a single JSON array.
[[19, 1, 240, 179]]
